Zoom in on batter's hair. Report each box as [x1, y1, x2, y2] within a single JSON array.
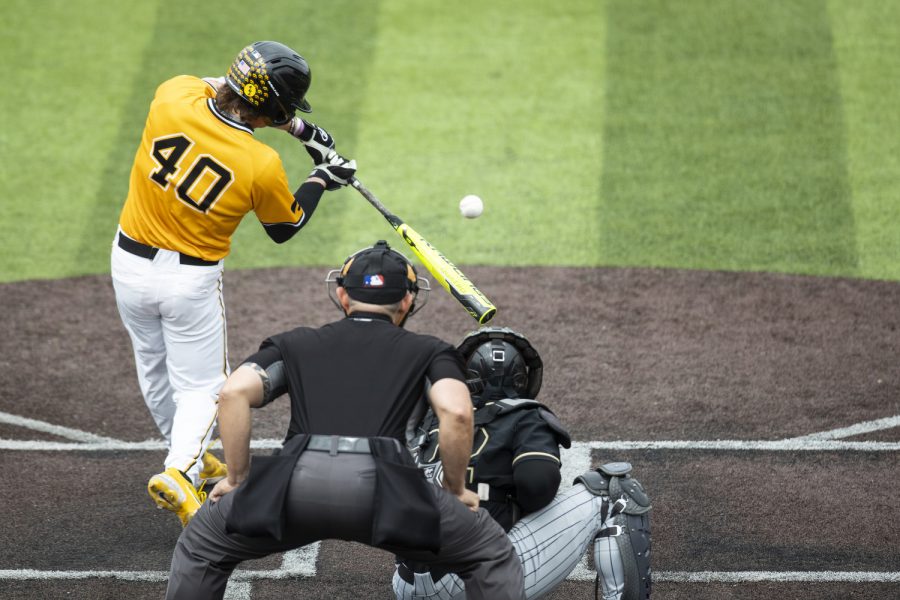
[[215, 84, 265, 123]]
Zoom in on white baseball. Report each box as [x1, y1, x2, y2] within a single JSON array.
[[459, 194, 483, 218]]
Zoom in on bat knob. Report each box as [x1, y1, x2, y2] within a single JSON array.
[[478, 308, 497, 324]]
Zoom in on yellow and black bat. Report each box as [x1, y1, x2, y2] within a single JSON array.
[[350, 178, 496, 324]]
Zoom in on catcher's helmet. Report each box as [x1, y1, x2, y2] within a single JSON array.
[[225, 41, 312, 125], [326, 240, 430, 314], [457, 327, 543, 407]]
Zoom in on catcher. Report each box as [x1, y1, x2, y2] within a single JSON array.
[[393, 327, 652, 600]]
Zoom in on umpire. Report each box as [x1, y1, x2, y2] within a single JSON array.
[[165, 241, 526, 600]]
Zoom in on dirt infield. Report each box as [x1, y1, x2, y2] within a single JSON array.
[[1, 265, 898, 599]]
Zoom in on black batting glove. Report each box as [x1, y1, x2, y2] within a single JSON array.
[[310, 150, 357, 191], [289, 118, 336, 165]]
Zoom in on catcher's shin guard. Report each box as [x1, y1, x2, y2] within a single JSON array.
[[575, 462, 652, 600]]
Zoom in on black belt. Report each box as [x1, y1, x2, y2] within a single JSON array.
[[117, 232, 219, 266], [306, 435, 372, 455]]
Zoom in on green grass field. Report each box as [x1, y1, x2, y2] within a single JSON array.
[[2, 0, 898, 283]]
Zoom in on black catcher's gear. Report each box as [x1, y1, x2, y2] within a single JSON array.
[[457, 327, 543, 407], [412, 397, 570, 531], [576, 463, 653, 600], [226, 41, 312, 125]]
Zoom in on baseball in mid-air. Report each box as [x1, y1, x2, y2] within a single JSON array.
[[459, 194, 484, 218]]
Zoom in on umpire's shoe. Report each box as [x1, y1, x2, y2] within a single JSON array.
[[147, 468, 207, 527], [199, 451, 228, 484]]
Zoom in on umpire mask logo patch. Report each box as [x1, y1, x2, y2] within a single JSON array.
[[364, 274, 385, 287]]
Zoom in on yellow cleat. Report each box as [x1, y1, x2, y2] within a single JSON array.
[[147, 468, 207, 527], [199, 451, 228, 484]]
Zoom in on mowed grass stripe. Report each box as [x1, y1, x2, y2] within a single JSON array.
[[828, 2, 900, 281], [1, 0, 159, 282], [6, 2, 897, 283], [349, 1, 606, 265], [600, 0, 857, 277]]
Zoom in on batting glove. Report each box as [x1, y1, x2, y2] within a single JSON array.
[[310, 150, 357, 191], [289, 118, 336, 165]]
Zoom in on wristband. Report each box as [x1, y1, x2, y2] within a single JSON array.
[[288, 117, 306, 139]]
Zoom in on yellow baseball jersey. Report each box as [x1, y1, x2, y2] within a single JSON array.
[[118, 75, 301, 260]]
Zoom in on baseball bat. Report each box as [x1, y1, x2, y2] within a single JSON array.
[[349, 177, 497, 324]]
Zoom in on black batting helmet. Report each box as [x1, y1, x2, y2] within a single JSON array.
[[225, 41, 312, 125], [457, 327, 543, 407]]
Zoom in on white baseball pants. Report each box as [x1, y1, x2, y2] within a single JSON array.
[[111, 232, 227, 485]]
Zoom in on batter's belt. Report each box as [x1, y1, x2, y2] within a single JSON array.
[[118, 232, 220, 266]]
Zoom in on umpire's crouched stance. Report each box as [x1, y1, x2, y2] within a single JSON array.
[[165, 241, 526, 600]]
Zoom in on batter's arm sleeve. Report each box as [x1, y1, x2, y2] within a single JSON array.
[[261, 180, 326, 243], [252, 155, 315, 243]]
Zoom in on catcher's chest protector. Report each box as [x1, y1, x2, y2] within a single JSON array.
[[576, 462, 652, 600]]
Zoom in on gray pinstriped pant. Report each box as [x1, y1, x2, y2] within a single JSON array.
[[393, 484, 624, 599]]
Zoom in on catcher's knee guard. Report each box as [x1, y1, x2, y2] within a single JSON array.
[[575, 462, 652, 600]]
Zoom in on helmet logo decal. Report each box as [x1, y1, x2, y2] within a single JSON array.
[[363, 274, 385, 287], [225, 42, 313, 122], [227, 47, 272, 107], [492, 349, 505, 362]]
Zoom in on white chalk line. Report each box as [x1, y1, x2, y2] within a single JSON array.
[[0, 544, 321, 583], [223, 581, 251, 599], [0, 569, 301, 582], [786, 415, 900, 441], [2, 568, 898, 584], [588, 440, 900, 451], [1, 413, 898, 591], [2, 410, 897, 452], [0, 410, 122, 444], [0, 439, 280, 451], [657, 571, 900, 583], [3, 438, 898, 452], [280, 544, 319, 575]]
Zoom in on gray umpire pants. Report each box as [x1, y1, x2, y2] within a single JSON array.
[[166, 450, 525, 600]]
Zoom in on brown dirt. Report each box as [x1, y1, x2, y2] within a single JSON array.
[[0, 265, 898, 599]]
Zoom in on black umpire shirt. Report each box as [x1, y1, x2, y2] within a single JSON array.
[[243, 311, 466, 442]]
